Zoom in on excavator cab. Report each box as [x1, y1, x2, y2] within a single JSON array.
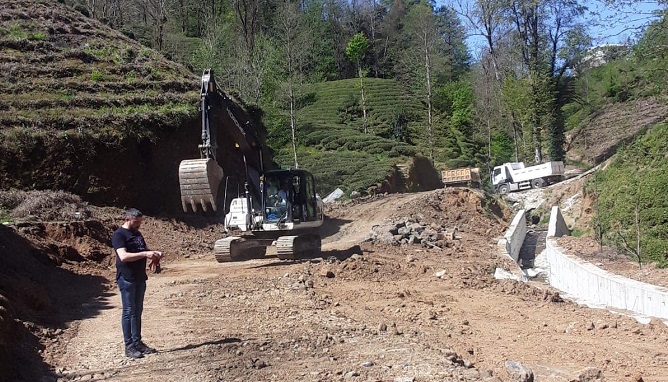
[[262, 170, 322, 226]]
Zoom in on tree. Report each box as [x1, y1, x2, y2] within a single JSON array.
[[403, 1, 439, 161], [345, 32, 370, 133], [274, 0, 310, 169]]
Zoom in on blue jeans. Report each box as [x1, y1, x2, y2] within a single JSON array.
[[118, 276, 146, 347]]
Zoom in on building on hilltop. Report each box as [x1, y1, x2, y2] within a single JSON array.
[[577, 44, 631, 74]]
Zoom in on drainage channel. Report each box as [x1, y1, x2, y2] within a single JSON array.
[[518, 228, 548, 281]]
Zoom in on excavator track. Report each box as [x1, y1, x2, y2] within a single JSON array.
[[276, 234, 322, 260], [214, 236, 268, 263]]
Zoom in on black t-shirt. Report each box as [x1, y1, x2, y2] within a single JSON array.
[[112, 227, 148, 282]]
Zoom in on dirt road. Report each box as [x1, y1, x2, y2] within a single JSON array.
[[17, 190, 668, 381]]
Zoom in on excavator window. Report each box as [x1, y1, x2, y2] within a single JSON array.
[[264, 173, 291, 222]]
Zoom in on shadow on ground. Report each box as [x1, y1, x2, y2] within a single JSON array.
[[0, 225, 112, 381]]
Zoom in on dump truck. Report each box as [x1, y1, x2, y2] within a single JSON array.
[[492, 161, 564, 194], [441, 167, 481, 187]]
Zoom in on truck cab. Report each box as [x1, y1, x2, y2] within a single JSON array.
[[492, 161, 564, 194]]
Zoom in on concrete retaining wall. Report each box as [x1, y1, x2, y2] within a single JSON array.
[[546, 206, 668, 320], [498, 209, 526, 262], [547, 206, 569, 238]]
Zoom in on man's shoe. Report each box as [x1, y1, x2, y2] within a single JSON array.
[[135, 341, 157, 354], [125, 345, 144, 359]]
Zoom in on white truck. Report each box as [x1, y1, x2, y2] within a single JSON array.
[[492, 161, 564, 194]]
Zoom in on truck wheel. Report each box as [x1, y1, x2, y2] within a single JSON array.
[[531, 178, 545, 188], [497, 184, 509, 194]]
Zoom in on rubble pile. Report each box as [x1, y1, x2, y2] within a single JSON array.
[[366, 218, 459, 248]]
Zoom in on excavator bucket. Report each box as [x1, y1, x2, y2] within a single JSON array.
[[178, 158, 224, 212]]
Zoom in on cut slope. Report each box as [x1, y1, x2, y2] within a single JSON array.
[[566, 97, 668, 165], [0, 0, 201, 211]]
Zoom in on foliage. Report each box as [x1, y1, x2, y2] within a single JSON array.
[[273, 149, 396, 197], [345, 33, 368, 65], [489, 130, 514, 165], [591, 124, 668, 266]]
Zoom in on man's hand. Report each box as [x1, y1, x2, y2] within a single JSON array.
[[148, 251, 163, 274], [146, 251, 163, 260]]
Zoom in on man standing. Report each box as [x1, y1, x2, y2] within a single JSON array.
[[112, 208, 162, 359]]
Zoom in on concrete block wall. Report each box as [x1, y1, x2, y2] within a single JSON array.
[[546, 206, 668, 320], [547, 205, 569, 238], [498, 209, 526, 262]]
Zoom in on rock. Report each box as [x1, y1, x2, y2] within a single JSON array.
[[462, 368, 480, 378], [575, 367, 603, 381], [408, 222, 424, 233], [376, 232, 397, 245], [595, 320, 608, 330], [319, 268, 335, 278], [378, 323, 387, 332], [444, 228, 458, 240], [434, 270, 447, 278], [631, 373, 644, 382], [344, 371, 360, 379], [505, 360, 534, 382], [483, 377, 503, 382], [360, 361, 374, 367]]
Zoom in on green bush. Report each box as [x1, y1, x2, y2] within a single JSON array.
[[591, 123, 668, 266]]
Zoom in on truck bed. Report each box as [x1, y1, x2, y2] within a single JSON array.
[[509, 161, 564, 183], [442, 168, 481, 185]]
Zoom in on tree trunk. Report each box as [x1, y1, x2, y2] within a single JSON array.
[[423, 31, 434, 162], [289, 79, 299, 169], [358, 64, 368, 134]]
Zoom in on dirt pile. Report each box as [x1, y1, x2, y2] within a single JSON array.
[[0, 221, 113, 381]]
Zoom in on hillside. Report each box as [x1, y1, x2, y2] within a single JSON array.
[[565, 97, 668, 165], [591, 123, 668, 265], [0, 0, 202, 212], [0, 0, 445, 210], [270, 78, 440, 196]]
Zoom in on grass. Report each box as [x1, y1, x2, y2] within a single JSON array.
[[0, 208, 12, 223], [274, 148, 398, 196], [591, 123, 668, 266], [265, 77, 426, 195], [571, 228, 590, 237]]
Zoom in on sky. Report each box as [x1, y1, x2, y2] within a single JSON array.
[[441, 0, 666, 56]]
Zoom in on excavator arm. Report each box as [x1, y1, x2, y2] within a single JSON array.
[[179, 69, 264, 213]]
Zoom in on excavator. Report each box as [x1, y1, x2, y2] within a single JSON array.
[[178, 69, 323, 262]]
